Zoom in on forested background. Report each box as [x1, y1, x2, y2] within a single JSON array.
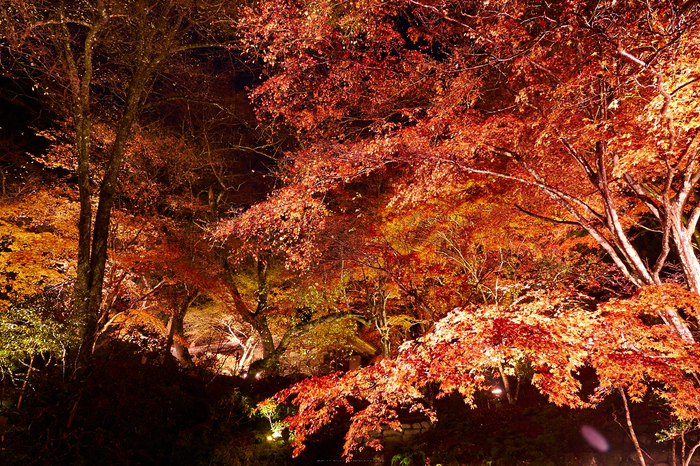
[[1, 1, 700, 465]]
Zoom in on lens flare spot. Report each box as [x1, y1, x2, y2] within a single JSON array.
[[581, 424, 609, 452]]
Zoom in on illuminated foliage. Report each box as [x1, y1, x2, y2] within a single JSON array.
[[0, 189, 79, 308], [230, 0, 700, 459], [0, 294, 79, 379], [268, 285, 700, 458], [230, 0, 700, 342]]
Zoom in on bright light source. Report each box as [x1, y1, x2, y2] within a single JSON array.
[[255, 372, 262, 379], [491, 388, 503, 395], [241, 373, 247, 379], [272, 431, 282, 438], [266, 436, 273, 441]]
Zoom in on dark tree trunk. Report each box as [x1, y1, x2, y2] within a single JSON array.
[[166, 290, 198, 370]]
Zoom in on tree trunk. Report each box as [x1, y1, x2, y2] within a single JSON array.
[[65, 5, 108, 368], [248, 351, 282, 378], [497, 361, 517, 405], [490, 141, 699, 343], [73, 73, 147, 367], [376, 292, 391, 358], [67, 10, 172, 368], [672, 222, 700, 295], [166, 290, 198, 370], [620, 388, 647, 466]]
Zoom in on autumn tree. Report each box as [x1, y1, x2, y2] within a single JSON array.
[[0, 0, 251, 364], [233, 0, 700, 344]]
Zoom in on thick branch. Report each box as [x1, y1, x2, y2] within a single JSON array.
[[595, 141, 656, 284]]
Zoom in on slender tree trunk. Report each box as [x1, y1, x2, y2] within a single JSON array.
[[66, 6, 106, 367], [237, 335, 259, 374], [672, 221, 700, 295], [497, 361, 516, 405], [673, 438, 678, 466], [683, 438, 700, 466], [377, 296, 391, 358], [620, 388, 647, 466]]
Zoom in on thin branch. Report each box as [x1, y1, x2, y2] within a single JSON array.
[[514, 204, 580, 225], [622, 173, 662, 219], [671, 76, 700, 96], [443, 158, 643, 286]]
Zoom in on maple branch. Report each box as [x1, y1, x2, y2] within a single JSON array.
[[622, 173, 662, 219], [618, 47, 648, 68], [671, 135, 700, 244], [514, 204, 579, 226], [556, 135, 598, 185], [684, 438, 700, 466], [671, 135, 700, 236], [223, 280, 254, 318], [671, 76, 700, 96], [678, 129, 700, 181], [653, 216, 673, 280], [450, 153, 645, 287], [461, 148, 606, 222], [595, 141, 656, 285], [686, 205, 700, 242]]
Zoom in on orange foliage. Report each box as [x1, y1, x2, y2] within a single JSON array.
[[270, 286, 700, 458], [0, 188, 79, 307]]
